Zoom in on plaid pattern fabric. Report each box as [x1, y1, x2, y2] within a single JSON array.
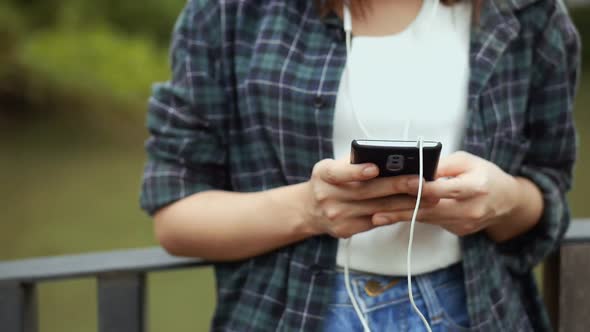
[[140, 0, 580, 331]]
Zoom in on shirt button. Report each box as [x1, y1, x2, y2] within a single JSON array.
[[314, 96, 326, 109]]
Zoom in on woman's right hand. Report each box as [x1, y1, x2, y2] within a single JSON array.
[[302, 158, 438, 239]]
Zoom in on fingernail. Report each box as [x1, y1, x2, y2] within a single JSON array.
[[374, 216, 389, 226], [363, 166, 378, 177]]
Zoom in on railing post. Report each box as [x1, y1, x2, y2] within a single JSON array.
[[97, 273, 146, 332], [0, 282, 38, 332], [543, 252, 559, 331], [557, 243, 590, 332]]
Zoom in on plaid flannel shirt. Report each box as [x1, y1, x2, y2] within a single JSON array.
[[140, 0, 580, 330]]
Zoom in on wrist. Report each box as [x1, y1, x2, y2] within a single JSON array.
[[265, 182, 322, 239], [484, 174, 522, 238], [486, 175, 543, 243], [504, 174, 524, 218], [294, 181, 324, 237]]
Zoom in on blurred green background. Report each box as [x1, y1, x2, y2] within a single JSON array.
[[0, 1, 588, 331]]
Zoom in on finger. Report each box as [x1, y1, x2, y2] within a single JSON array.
[[375, 217, 466, 231], [420, 176, 483, 200], [413, 199, 461, 221], [372, 210, 414, 226], [322, 195, 424, 221], [408, 168, 485, 199], [371, 199, 456, 226], [314, 158, 379, 185], [331, 217, 376, 239], [335, 175, 420, 201], [412, 199, 489, 224], [350, 194, 439, 218], [435, 151, 474, 179], [441, 222, 485, 237]]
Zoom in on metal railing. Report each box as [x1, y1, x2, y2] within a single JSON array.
[[0, 248, 209, 332], [0, 219, 588, 332]]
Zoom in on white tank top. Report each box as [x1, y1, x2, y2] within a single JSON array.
[[334, 0, 472, 275]]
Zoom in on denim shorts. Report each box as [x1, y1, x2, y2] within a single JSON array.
[[322, 263, 471, 332]]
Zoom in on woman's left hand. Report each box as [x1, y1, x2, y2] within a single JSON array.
[[372, 151, 521, 237]]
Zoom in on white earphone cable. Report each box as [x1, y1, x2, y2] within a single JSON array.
[[344, 239, 372, 332], [341, 1, 439, 331], [408, 137, 432, 332]]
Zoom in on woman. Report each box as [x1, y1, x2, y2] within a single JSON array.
[[141, 0, 580, 330]]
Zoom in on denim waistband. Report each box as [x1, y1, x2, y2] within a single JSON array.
[[327, 263, 464, 311]]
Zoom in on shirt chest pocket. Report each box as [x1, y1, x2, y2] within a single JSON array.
[[241, 32, 345, 182]]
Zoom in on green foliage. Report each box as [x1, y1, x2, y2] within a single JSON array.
[[20, 26, 169, 111], [571, 8, 590, 65], [7, 0, 186, 46], [0, 3, 25, 58], [0, 0, 185, 122], [2, 1, 590, 124], [92, 0, 188, 46]]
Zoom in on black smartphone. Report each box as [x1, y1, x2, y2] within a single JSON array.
[[350, 140, 442, 181]]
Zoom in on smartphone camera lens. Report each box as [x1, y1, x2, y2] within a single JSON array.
[[386, 154, 404, 172]]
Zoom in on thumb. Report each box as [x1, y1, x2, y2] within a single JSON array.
[[435, 151, 475, 178]]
